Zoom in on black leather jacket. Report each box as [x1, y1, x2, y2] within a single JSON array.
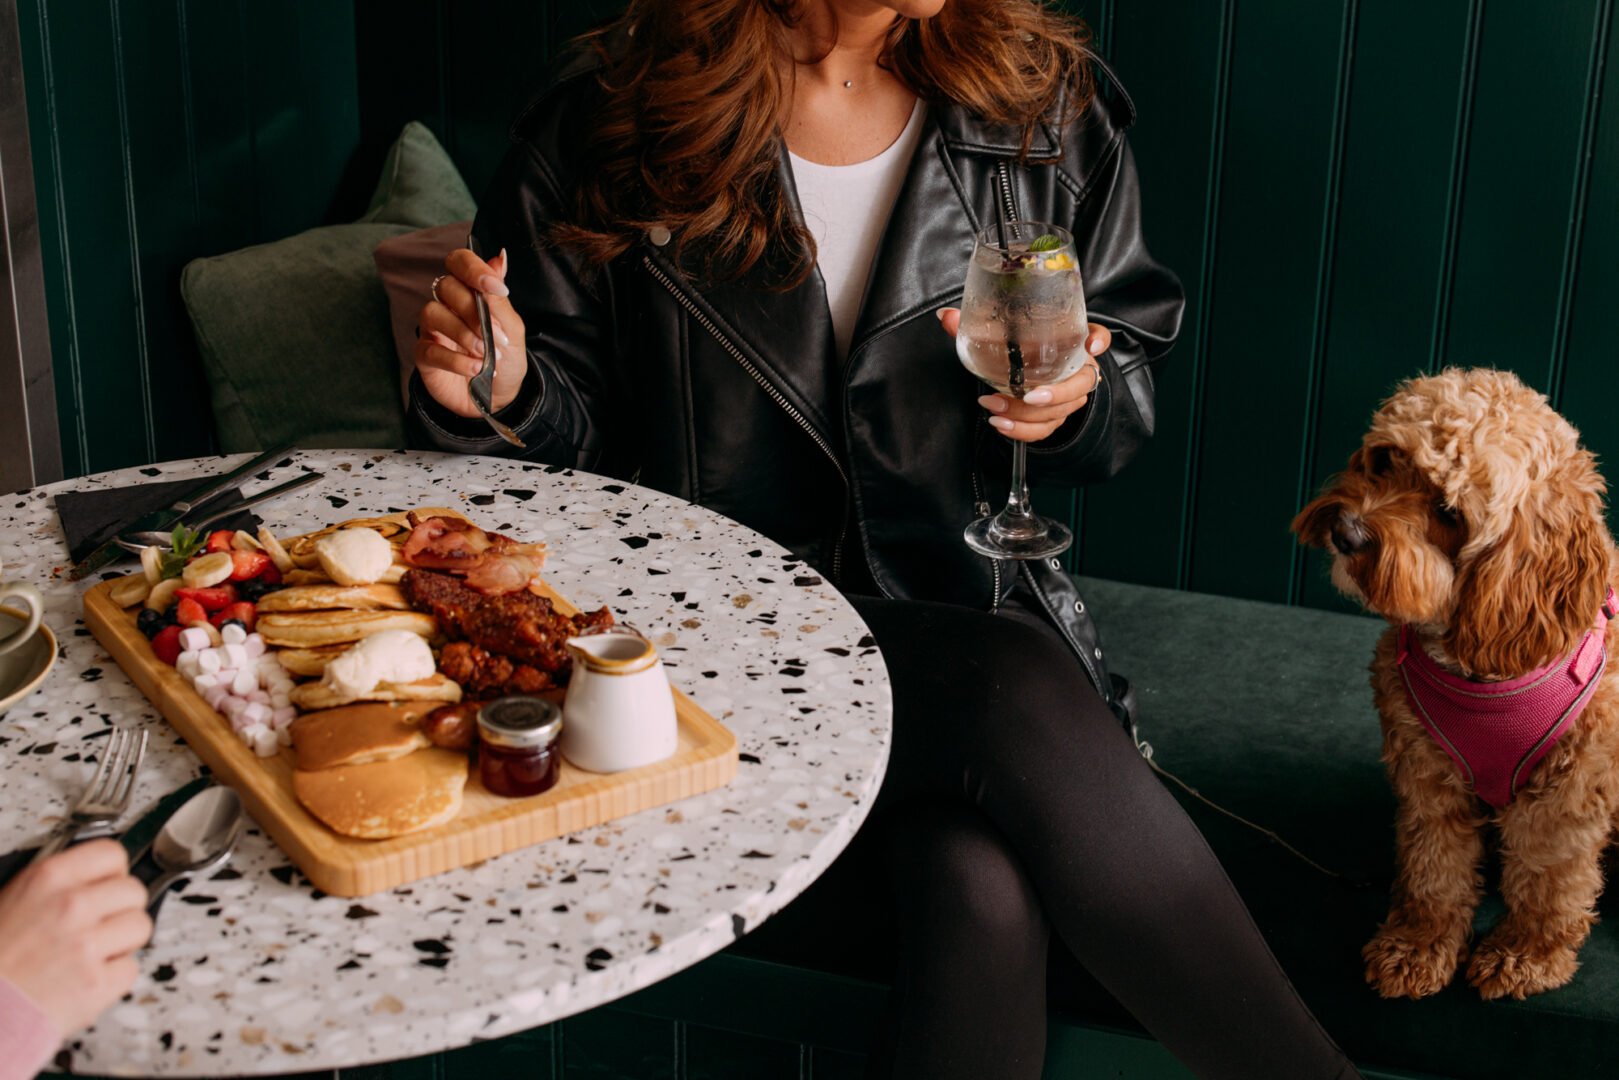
[[409, 54, 1185, 700]]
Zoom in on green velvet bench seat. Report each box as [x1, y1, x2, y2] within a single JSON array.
[[695, 577, 1619, 1079]]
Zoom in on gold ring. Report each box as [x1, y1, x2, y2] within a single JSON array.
[[430, 274, 447, 304]]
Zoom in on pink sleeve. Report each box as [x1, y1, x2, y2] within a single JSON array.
[[0, 975, 62, 1080]]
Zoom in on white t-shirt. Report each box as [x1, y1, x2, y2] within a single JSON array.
[[788, 99, 927, 361]]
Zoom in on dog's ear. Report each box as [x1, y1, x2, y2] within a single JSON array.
[[1445, 486, 1610, 678], [1290, 492, 1341, 548]]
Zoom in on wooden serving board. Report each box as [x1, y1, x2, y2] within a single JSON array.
[[84, 577, 737, 897]]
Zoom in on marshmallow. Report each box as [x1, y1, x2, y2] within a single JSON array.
[[242, 702, 270, 725], [244, 636, 267, 659], [178, 627, 211, 653], [222, 643, 248, 669], [270, 691, 291, 709], [203, 686, 229, 711], [176, 653, 201, 680], [247, 689, 270, 705], [251, 726, 279, 758], [272, 705, 297, 727], [231, 669, 257, 696], [194, 672, 219, 692], [276, 726, 293, 748], [197, 649, 222, 674], [221, 622, 247, 645]]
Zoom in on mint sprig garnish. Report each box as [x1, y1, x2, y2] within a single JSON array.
[[1028, 234, 1063, 252], [159, 524, 205, 580]]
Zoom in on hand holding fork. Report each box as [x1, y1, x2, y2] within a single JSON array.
[[29, 727, 148, 865]]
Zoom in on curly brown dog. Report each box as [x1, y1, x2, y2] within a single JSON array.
[[1293, 367, 1619, 1001]]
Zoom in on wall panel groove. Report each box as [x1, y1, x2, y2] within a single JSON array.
[[1550, 0, 1614, 407], [1288, 0, 1359, 606], [108, 0, 155, 462], [1427, 0, 1485, 376], [1176, 0, 1236, 590]]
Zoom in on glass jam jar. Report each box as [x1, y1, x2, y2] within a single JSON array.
[[477, 696, 563, 798]]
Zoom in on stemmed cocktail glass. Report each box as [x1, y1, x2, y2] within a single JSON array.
[[956, 221, 1088, 560]]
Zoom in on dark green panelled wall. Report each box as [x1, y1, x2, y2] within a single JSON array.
[[18, 0, 1619, 619]]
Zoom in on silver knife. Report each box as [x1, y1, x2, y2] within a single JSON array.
[[466, 233, 526, 448], [69, 443, 296, 579]]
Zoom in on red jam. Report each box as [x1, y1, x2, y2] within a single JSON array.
[[476, 696, 563, 798], [478, 739, 560, 797]]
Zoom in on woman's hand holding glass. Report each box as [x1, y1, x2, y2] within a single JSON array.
[[937, 308, 1110, 443], [415, 248, 529, 418]]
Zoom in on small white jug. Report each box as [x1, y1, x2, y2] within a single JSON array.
[[560, 625, 677, 773]]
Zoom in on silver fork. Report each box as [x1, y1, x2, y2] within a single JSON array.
[[466, 232, 526, 449], [29, 727, 148, 865]]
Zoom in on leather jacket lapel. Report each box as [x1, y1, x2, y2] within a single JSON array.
[[641, 142, 840, 449], [848, 113, 979, 362]]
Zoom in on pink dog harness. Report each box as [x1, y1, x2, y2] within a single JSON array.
[[1396, 590, 1616, 809]]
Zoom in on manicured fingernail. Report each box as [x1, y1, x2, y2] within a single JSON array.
[[935, 309, 947, 321], [1088, 335, 1106, 355], [1024, 388, 1054, 405], [498, 248, 509, 276], [989, 416, 1014, 433], [479, 274, 510, 298], [978, 395, 1008, 414]]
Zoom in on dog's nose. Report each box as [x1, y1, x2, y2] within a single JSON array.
[[1331, 514, 1371, 556]]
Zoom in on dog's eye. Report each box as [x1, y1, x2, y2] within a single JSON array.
[[1435, 501, 1460, 527], [1365, 446, 1395, 476]]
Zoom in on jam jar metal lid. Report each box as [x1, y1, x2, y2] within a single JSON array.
[[477, 696, 563, 751]]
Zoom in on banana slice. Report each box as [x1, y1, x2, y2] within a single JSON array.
[[145, 577, 181, 612], [231, 530, 265, 552], [182, 551, 233, 588], [109, 574, 151, 608], [140, 546, 164, 585], [258, 527, 295, 573]]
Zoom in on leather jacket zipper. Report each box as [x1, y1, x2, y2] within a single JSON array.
[[643, 255, 851, 583], [996, 160, 1020, 227]]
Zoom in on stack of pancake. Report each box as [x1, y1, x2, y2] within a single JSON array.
[[290, 702, 468, 838], [255, 582, 460, 710]]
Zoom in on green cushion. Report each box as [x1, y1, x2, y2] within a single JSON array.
[[360, 121, 477, 229], [182, 122, 473, 451], [1077, 576, 1619, 1080]]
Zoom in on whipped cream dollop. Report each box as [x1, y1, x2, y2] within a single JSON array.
[[315, 528, 394, 585], [323, 630, 435, 699]]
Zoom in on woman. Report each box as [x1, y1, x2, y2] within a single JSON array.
[[411, 1, 1361, 1077]]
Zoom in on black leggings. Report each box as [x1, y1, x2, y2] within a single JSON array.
[[853, 594, 1360, 1080]]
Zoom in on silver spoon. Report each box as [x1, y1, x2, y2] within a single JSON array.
[[145, 785, 244, 907]]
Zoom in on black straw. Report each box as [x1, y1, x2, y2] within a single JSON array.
[[992, 195, 1024, 392]]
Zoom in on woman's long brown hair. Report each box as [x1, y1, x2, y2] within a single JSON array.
[[552, 0, 1094, 286]]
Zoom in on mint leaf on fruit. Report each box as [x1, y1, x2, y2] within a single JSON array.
[[1028, 234, 1063, 252], [159, 524, 205, 580]]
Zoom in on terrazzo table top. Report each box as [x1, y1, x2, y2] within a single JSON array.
[[0, 450, 892, 1076]]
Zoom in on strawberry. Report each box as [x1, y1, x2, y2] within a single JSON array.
[[258, 562, 283, 585], [175, 583, 238, 612], [229, 549, 271, 581], [205, 529, 236, 554], [212, 601, 256, 632], [175, 597, 209, 627], [151, 624, 184, 666]]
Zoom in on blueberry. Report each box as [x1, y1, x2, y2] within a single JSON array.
[[237, 579, 286, 602], [136, 608, 165, 639]]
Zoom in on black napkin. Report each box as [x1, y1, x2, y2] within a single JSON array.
[[56, 480, 264, 565]]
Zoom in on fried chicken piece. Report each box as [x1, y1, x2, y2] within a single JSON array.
[[403, 569, 615, 675], [438, 642, 558, 697]]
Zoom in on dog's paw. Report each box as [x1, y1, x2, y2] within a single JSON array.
[[1363, 928, 1466, 998], [1467, 935, 1580, 1000]]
